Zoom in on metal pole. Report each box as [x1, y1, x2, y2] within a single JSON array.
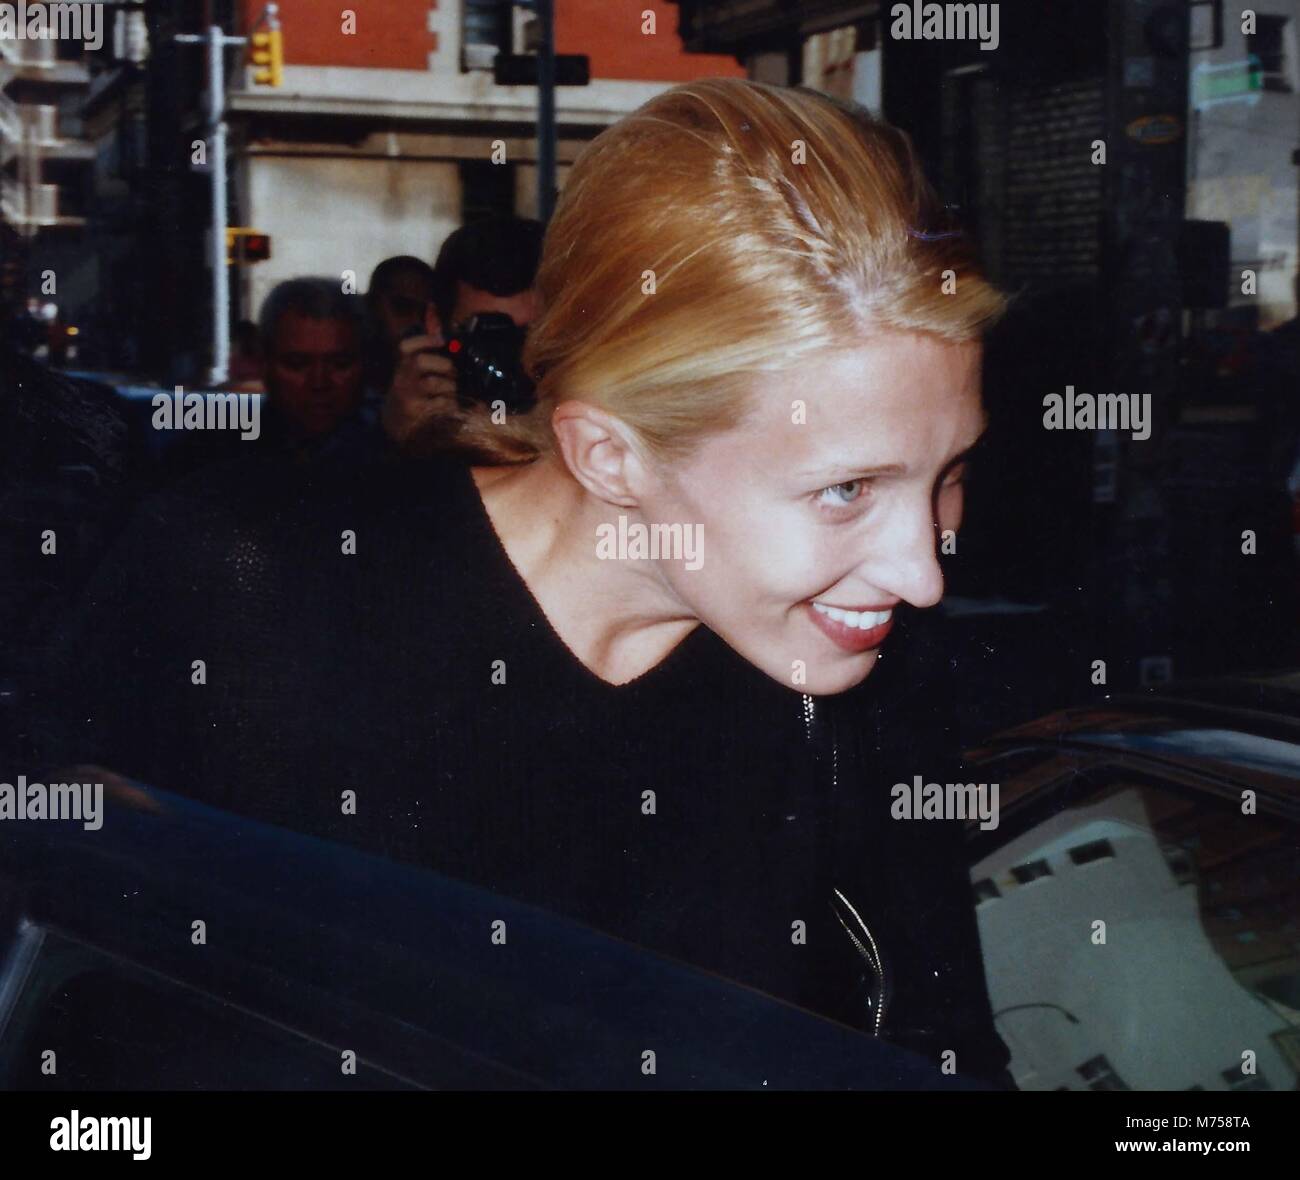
[[178, 23, 243, 387], [207, 25, 230, 387], [535, 0, 556, 224]]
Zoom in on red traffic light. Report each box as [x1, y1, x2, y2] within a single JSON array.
[[240, 233, 271, 262], [226, 229, 272, 264]]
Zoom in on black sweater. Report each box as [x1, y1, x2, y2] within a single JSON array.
[[29, 451, 1012, 1084]]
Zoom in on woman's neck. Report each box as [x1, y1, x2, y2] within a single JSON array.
[[470, 456, 700, 686]]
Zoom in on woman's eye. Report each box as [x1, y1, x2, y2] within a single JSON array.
[[816, 479, 868, 509]]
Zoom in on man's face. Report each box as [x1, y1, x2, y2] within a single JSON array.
[[264, 311, 365, 440], [626, 331, 985, 696], [450, 281, 539, 331], [374, 271, 436, 346]]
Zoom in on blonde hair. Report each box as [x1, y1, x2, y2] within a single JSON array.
[[436, 77, 1007, 466]]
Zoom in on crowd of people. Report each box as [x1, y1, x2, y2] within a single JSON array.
[[175, 213, 546, 476]]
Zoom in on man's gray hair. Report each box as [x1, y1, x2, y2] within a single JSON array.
[[258, 278, 366, 355]]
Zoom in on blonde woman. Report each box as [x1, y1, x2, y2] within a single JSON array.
[[41, 78, 1014, 1087]]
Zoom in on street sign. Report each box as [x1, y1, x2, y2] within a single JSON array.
[[1192, 57, 1263, 110], [494, 53, 589, 87]]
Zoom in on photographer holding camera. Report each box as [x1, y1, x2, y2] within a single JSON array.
[[383, 216, 543, 460]]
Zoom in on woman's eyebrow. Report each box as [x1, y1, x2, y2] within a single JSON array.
[[796, 419, 990, 482], [794, 460, 908, 481]]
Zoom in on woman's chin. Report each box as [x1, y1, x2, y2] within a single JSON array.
[[741, 649, 882, 697], [803, 655, 882, 696]]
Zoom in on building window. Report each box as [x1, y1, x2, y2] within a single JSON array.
[[1068, 838, 1115, 866], [463, 0, 509, 72], [1010, 858, 1053, 885], [1247, 15, 1293, 92], [802, 25, 859, 101]]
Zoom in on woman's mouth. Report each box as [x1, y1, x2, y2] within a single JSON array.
[[806, 601, 894, 653]]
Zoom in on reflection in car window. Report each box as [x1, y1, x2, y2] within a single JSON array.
[[971, 775, 1300, 1090]]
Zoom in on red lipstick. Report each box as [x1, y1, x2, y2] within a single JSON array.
[[805, 602, 895, 654]]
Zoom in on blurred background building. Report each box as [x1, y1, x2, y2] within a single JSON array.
[[0, 14, 95, 235], [225, 0, 744, 338], [2, 0, 743, 380]]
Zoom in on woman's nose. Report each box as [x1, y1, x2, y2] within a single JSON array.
[[869, 497, 945, 609]]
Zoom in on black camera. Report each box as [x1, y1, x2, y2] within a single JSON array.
[[441, 312, 536, 414]]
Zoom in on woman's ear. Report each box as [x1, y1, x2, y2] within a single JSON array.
[[550, 400, 647, 508]]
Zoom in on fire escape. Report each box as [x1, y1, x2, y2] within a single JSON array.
[[0, 33, 94, 238]]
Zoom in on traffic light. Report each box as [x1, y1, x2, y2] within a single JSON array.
[[226, 229, 271, 264], [250, 28, 283, 87]]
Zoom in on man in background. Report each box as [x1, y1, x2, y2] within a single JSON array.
[[382, 216, 544, 449], [365, 256, 442, 394], [258, 277, 373, 461]]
